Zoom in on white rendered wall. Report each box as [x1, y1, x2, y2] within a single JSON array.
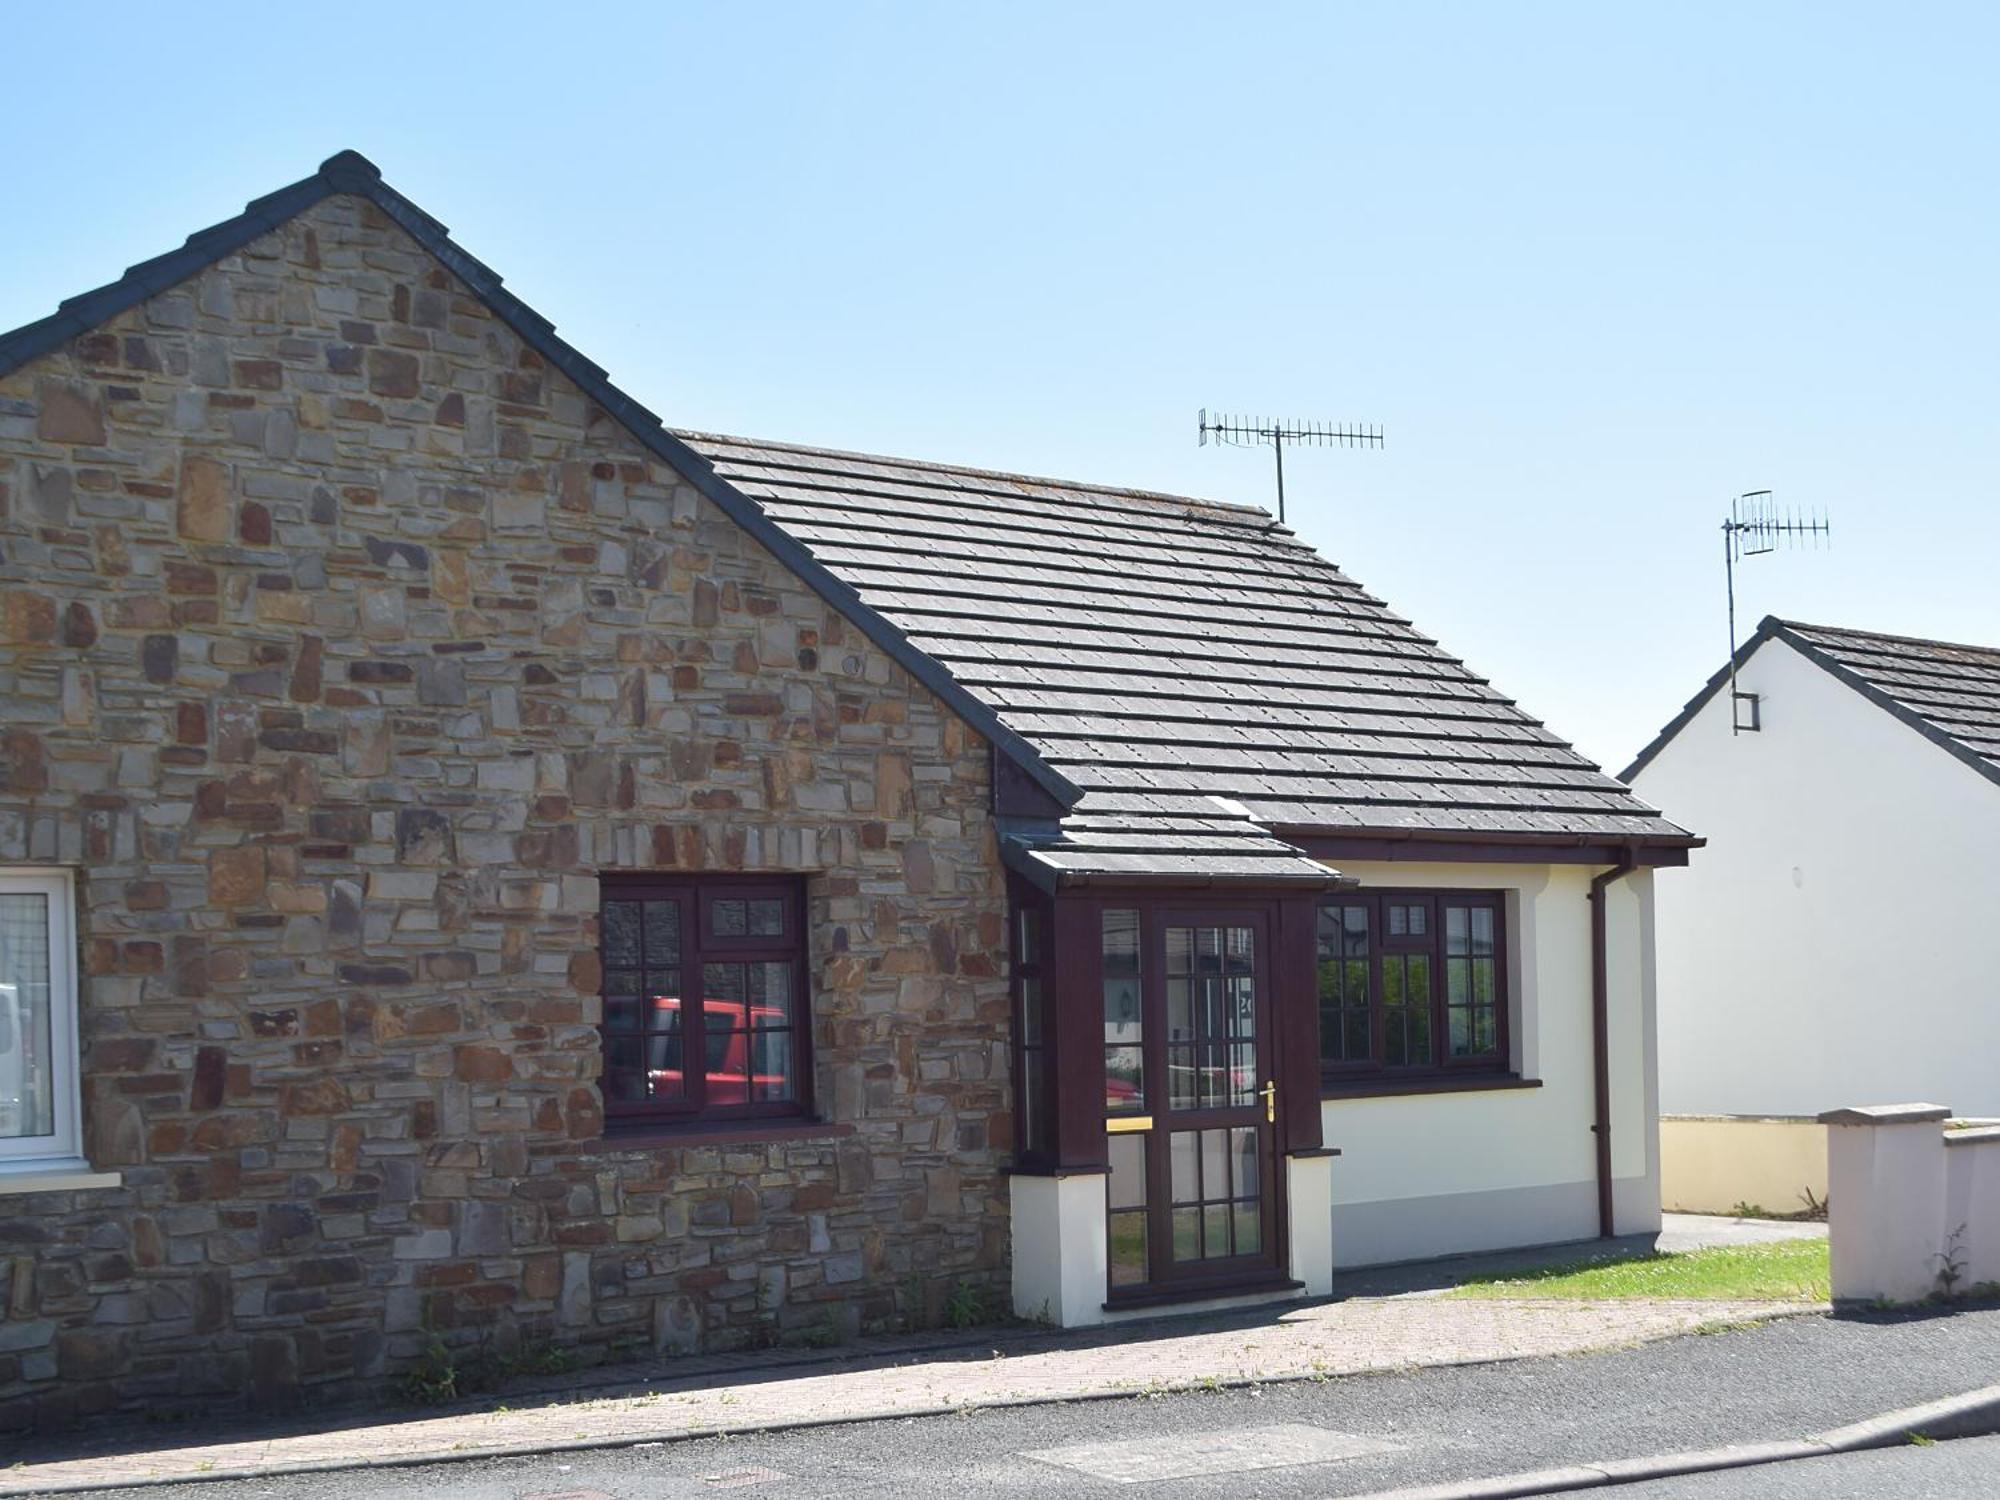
[[1631, 638, 2000, 1118], [1321, 862, 1660, 1267]]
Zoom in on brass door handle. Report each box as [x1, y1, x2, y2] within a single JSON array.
[[1260, 1080, 1277, 1124]]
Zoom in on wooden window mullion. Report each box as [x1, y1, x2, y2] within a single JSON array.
[[684, 891, 707, 1116]]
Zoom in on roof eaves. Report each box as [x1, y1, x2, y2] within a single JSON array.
[[0, 150, 1085, 814], [1767, 622, 2000, 794]]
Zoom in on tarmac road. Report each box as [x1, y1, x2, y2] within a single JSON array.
[[54, 1301, 2000, 1500]]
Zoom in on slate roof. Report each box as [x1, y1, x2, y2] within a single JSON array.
[[1624, 617, 2000, 791], [2, 150, 1695, 889], [676, 433, 1695, 885]]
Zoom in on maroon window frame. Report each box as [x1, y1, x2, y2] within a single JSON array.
[[598, 875, 811, 1129], [1317, 890, 1509, 1087], [1009, 879, 1054, 1170]]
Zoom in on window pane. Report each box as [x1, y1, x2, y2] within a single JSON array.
[[1406, 906, 1427, 936], [1201, 1128, 1227, 1202], [0, 893, 54, 1140], [1106, 1045, 1144, 1112], [1384, 953, 1434, 1068], [1225, 927, 1253, 973], [1233, 1202, 1261, 1256], [1231, 1126, 1259, 1201], [1170, 1129, 1198, 1202], [1104, 975, 1142, 1045], [1195, 927, 1222, 975], [1229, 1041, 1257, 1105], [1103, 910, 1140, 975], [1445, 905, 1469, 956], [1448, 958, 1470, 1006], [1388, 904, 1406, 937], [1109, 1132, 1148, 1211], [1474, 1007, 1498, 1054], [602, 901, 642, 969], [753, 1031, 794, 1102], [1167, 1043, 1197, 1110], [1471, 907, 1495, 956], [1019, 976, 1043, 1047], [604, 991, 642, 1032], [1022, 1048, 1046, 1153], [710, 898, 747, 937], [1203, 1203, 1231, 1259], [1172, 1206, 1201, 1262], [1449, 1006, 1471, 1056], [705, 962, 745, 1004], [1409, 957, 1432, 1062], [644, 971, 683, 1032], [642, 900, 680, 963], [747, 960, 792, 1025], [1167, 975, 1193, 1038], [1018, 907, 1043, 967], [1110, 1210, 1149, 1286], [746, 899, 785, 937]]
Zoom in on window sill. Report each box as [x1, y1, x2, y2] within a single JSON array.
[[581, 1119, 854, 1153], [0, 1162, 123, 1195], [1321, 1074, 1542, 1102]]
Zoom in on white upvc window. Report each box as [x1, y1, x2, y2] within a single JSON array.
[[0, 868, 84, 1173]]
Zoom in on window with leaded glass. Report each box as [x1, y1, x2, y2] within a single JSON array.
[[598, 877, 808, 1127], [1316, 890, 1508, 1083]]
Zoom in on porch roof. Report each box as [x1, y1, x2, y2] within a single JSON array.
[[678, 432, 1694, 881]]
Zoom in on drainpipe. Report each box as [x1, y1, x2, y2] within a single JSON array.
[[1588, 846, 1639, 1238]]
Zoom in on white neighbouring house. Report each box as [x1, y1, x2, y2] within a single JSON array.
[[1623, 617, 2000, 1214]]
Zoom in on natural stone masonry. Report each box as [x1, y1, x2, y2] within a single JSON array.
[[0, 195, 1010, 1431]]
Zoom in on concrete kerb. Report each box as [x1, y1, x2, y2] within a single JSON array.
[[1343, 1381, 2000, 1499]]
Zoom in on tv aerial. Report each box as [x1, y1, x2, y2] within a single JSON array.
[[1722, 490, 1831, 734], [1198, 411, 1382, 524]]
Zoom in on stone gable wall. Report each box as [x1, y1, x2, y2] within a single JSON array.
[[0, 195, 1012, 1430]]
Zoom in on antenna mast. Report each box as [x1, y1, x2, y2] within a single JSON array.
[[1198, 410, 1382, 523], [1722, 490, 1831, 735]]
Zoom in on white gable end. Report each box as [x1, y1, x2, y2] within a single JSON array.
[[1632, 634, 2000, 1117]]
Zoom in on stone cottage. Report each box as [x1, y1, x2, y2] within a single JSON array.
[[0, 153, 1696, 1429]]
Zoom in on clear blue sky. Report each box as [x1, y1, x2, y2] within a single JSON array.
[[6, 2, 1996, 774]]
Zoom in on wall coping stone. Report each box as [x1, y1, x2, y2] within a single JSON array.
[[1817, 1103, 1952, 1126]]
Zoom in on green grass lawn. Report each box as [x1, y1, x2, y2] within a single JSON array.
[[1449, 1237, 1830, 1302]]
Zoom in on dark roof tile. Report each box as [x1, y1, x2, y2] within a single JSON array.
[[1624, 618, 2000, 791], [678, 429, 1691, 874]]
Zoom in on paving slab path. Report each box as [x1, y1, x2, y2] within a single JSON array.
[[0, 1293, 1811, 1495], [0, 1218, 1830, 1496]]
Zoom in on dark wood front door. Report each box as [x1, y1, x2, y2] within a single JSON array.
[[1104, 906, 1283, 1297]]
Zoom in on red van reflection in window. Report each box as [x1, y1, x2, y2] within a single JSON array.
[[635, 991, 793, 1106]]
